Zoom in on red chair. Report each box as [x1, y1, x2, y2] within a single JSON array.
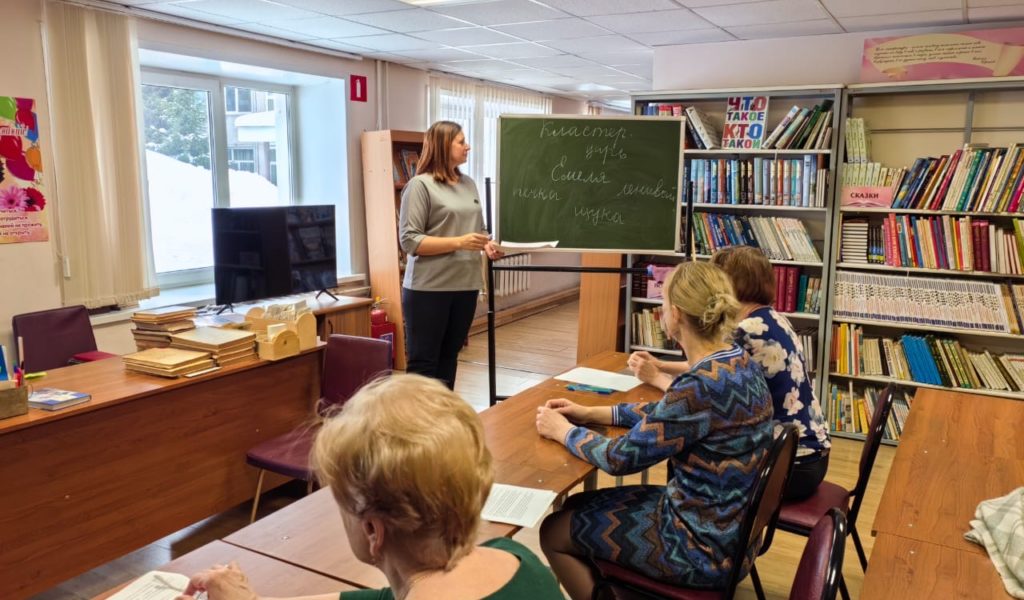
[[246, 334, 391, 522], [776, 385, 894, 571], [788, 508, 847, 600], [12, 306, 117, 371], [592, 424, 800, 600]]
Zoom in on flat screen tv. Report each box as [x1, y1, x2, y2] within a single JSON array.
[[212, 205, 337, 305]]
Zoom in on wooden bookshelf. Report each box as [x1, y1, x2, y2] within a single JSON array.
[[360, 129, 423, 371]]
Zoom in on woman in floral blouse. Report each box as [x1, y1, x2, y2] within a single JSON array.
[[629, 246, 830, 500]]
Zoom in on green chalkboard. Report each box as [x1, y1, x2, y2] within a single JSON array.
[[497, 115, 683, 253]]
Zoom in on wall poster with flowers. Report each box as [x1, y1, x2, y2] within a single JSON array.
[[0, 96, 47, 243]]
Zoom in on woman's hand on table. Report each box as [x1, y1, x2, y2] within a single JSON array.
[[536, 404, 575, 443]]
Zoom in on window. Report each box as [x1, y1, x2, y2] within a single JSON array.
[[140, 71, 296, 288]]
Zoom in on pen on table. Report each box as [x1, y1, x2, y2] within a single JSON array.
[[24, 371, 46, 380], [566, 383, 614, 395]]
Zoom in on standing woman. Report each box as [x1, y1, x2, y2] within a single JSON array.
[[399, 121, 502, 389]]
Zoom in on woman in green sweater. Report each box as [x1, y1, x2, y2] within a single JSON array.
[[177, 374, 561, 600]]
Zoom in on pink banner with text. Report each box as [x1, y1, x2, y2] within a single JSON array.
[[861, 27, 1024, 83]]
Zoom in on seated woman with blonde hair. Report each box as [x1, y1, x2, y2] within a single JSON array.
[[178, 374, 562, 600], [630, 246, 831, 500], [536, 261, 773, 600]]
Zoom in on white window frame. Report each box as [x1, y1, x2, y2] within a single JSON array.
[[140, 68, 299, 289]]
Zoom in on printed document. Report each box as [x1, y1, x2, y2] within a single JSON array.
[[107, 571, 189, 600], [482, 484, 557, 528], [555, 367, 642, 392]]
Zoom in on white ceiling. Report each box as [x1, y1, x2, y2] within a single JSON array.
[[102, 0, 1024, 106]]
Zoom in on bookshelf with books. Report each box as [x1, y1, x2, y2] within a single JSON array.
[[360, 129, 423, 370], [631, 85, 844, 401], [828, 77, 1024, 442]]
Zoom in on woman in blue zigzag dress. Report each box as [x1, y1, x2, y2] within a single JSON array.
[[536, 261, 773, 600]]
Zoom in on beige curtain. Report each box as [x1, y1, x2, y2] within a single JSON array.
[[44, 1, 158, 307]]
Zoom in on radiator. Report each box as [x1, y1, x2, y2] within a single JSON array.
[[494, 254, 531, 297]]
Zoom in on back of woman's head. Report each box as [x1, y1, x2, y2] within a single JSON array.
[[709, 246, 775, 306], [311, 373, 493, 570], [417, 120, 462, 185], [664, 261, 740, 342]]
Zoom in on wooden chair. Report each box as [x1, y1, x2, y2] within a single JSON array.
[[245, 334, 391, 522], [788, 508, 847, 600], [592, 424, 800, 600], [12, 305, 117, 371]]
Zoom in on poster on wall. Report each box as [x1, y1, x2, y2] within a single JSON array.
[[0, 96, 48, 243], [862, 27, 1024, 83]]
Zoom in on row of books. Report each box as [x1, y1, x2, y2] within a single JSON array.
[[841, 161, 904, 188], [888, 143, 1024, 212], [630, 306, 678, 350], [688, 157, 828, 207], [843, 118, 872, 164], [840, 215, 1024, 275], [392, 148, 419, 185], [826, 383, 911, 441], [761, 101, 834, 150], [832, 271, 1023, 334], [693, 214, 822, 263], [773, 265, 822, 314], [832, 323, 1024, 393], [131, 306, 198, 350]]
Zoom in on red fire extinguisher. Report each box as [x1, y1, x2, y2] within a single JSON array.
[[370, 296, 397, 366]]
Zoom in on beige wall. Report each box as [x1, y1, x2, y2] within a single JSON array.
[[383, 63, 428, 132], [0, 0, 63, 356]]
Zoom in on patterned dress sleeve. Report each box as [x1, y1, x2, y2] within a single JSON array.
[[563, 381, 712, 476]]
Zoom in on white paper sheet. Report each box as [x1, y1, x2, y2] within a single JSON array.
[[481, 483, 557, 528], [497, 241, 559, 251], [107, 571, 190, 600], [554, 366, 642, 392]]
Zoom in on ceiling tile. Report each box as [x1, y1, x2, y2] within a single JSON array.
[[441, 58, 525, 71], [820, 0, 960, 17], [538, 0, 681, 16], [231, 22, 321, 40], [726, 18, 843, 39], [274, 0, 410, 15], [139, 3, 249, 25], [492, 18, 611, 40], [412, 27, 520, 45], [577, 49, 652, 66], [270, 15, 390, 38], [513, 54, 599, 68], [541, 35, 648, 53], [463, 42, 564, 58], [344, 8, 470, 32], [608, 64, 653, 78], [392, 47, 488, 62], [970, 5, 1024, 20], [176, 0, 320, 21], [548, 65, 633, 78], [430, 0, 565, 25], [311, 39, 374, 53], [586, 9, 712, 33], [629, 28, 736, 45], [839, 10, 963, 32], [675, 0, 775, 6], [695, 0, 828, 27], [340, 33, 444, 51]]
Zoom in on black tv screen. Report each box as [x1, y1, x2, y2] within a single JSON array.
[[212, 205, 337, 305]]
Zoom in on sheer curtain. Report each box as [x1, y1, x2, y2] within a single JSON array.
[[44, 1, 158, 307], [428, 76, 552, 215]]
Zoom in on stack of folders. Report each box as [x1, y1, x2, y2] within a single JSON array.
[[131, 306, 198, 350], [170, 327, 257, 367], [123, 347, 215, 378]]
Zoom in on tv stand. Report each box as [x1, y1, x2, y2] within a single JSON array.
[[315, 289, 339, 301], [216, 303, 235, 315]]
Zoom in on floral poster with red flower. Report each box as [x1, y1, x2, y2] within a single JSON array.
[[0, 96, 47, 243]]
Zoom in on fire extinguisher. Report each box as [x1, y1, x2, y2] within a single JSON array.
[[370, 296, 397, 366]]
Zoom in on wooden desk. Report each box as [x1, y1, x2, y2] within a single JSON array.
[[861, 534, 1010, 599], [93, 541, 356, 600], [224, 351, 655, 589], [0, 348, 323, 598], [871, 389, 1024, 552]]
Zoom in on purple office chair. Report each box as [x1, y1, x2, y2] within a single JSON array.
[[789, 508, 847, 600], [591, 424, 800, 600], [246, 334, 391, 522], [12, 306, 118, 371]]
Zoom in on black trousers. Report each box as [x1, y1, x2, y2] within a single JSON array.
[[401, 288, 478, 390], [783, 450, 830, 501]]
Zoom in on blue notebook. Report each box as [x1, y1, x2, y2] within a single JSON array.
[[28, 388, 91, 411]]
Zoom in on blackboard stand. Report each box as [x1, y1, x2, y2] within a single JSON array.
[[483, 178, 649, 406]]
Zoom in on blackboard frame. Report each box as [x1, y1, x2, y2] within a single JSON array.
[[495, 114, 685, 255]]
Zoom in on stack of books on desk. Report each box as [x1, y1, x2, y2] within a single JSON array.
[[130, 306, 198, 350], [123, 347, 215, 378], [170, 327, 257, 367]]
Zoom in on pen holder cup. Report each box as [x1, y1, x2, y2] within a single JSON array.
[[0, 386, 28, 419]]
